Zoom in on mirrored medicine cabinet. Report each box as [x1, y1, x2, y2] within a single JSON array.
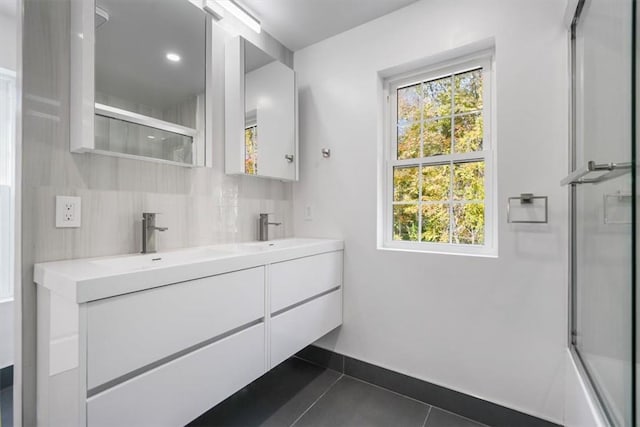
[[70, 0, 213, 167], [225, 36, 298, 181]]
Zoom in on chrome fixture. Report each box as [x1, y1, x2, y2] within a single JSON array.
[[560, 160, 632, 185], [321, 148, 331, 158], [258, 213, 281, 241], [284, 154, 294, 163], [506, 193, 548, 224], [142, 212, 168, 254]]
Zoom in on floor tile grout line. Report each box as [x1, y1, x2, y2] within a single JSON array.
[[427, 405, 491, 427], [421, 406, 432, 427], [292, 359, 487, 427], [341, 374, 432, 408], [338, 374, 488, 427], [292, 355, 343, 375], [288, 373, 345, 427]]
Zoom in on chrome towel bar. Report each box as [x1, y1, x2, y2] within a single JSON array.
[[561, 161, 632, 186], [507, 194, 548, 224]]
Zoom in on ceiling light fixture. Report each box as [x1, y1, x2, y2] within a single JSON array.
[[217, 0, 261, 33], [95, 6, 110, 29], [203, 0, 224, 20], [166, 52, 181, 62]]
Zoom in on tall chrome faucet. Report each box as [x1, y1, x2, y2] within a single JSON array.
[[258, 213, 281, 241], [142, 212, 168, 254]]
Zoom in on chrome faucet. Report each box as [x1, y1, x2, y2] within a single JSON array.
[[142, 212, 168, 254], [258, 213, 281, 241]]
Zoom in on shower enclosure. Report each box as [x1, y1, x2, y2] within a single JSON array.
[[566, 0, 637, 425]]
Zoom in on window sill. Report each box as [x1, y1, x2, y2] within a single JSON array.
[[379, 241, 498, 258]]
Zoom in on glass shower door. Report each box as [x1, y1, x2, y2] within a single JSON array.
[[568, 0, 636, 425]]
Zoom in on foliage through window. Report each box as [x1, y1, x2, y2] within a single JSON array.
[[244, 125, 258, 175], [385, 56, 493, 254]]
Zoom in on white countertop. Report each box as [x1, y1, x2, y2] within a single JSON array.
[[34, 238, 344, 303]]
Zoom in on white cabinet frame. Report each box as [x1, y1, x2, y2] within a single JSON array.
[[224, 36, 299, 181], [36, 249, 343, 426], [69, 0, 215, 167]]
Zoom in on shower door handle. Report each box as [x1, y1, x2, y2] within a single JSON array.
[[560, 161, 632, 186]]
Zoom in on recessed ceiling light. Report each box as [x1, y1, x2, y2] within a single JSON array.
[[147, 135, 156, 140], [166, 52, 181, 62]]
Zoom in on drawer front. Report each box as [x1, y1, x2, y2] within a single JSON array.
[[87, 267, 264, 389], [270, 251, 343, 313], [270, 288, 342, 368], [87, 323, 265, 427]]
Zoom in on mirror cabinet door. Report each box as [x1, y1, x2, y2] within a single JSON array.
[[225, 36, 297, 181], [71, 0, 210, 167], [95, 0, 207, 166]]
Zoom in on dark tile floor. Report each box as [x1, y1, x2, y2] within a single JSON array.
[[1, 385, 12, 427], [189, 357, 488, 427]]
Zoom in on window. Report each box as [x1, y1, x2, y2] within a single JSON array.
[[383, 54, 495, 256]]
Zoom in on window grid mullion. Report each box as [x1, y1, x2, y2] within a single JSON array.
[[392, 199, 484, 207], [398, 110, 482, 129], [418, 82, 424, 242], [390, 151, 486, 168], [448, 75, 455, 244], [390, 157, 486, 169], [418, 166, 423, 242]]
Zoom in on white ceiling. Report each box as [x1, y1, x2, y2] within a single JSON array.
[[241, 0, 419, 52], [95, 0, 206, 110]]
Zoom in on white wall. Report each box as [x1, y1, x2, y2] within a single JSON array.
[[564, 350, 608, 427], [293, 0, 569, 423], [0, 185, 13, 370], [0, 12, 16, 71], [0, 300, 13, 369], [0, 6, 16, 373]]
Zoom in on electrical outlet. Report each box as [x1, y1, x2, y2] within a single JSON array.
[[56, 196, 81, 228], [304, 204, 313, 221]]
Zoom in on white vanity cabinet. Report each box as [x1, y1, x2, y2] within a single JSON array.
[[35, 239, 343, 427], [86, 267, 266, 390], [269, 252, 343, 367]]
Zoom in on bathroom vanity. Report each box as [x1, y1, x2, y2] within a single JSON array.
[[34, 238, 343, 427]]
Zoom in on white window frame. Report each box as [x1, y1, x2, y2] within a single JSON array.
[[381, 51, 497, 257]]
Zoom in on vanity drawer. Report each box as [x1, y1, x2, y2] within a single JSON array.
[[87, 267, 264, 389], [270, 251, 343, 313], [271, 288, 342, 368], [87, 323, 265, 427]]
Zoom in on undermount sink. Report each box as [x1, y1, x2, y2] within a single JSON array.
[[239, 238, 322, 251], [88, 239, 318, 270], [91, 247, 235, 270]]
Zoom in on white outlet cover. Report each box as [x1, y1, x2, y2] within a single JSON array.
[[55, 196, 81, 228], [304, 204, 313, 221]]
